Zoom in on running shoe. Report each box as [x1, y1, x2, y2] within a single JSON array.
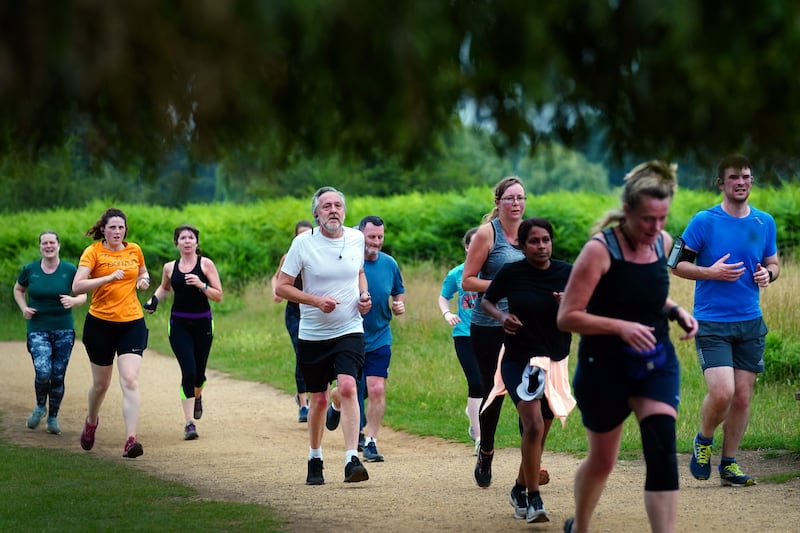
[[307, 458, 325, 485], [358, 432, 365, 452], [362, 441, 384, 462], [690, 433, 713, 480], [344, 456, 369, 483], [564, 517, 575, 533], [80, 417, 99, 451], [46, 416, 61, 435], [193, 396, 203, 420], [123, 436, 144, 458], [325, 404, 340, 430], [474, 450, 493, 488], [26, 405, 46, 429], [298, 405, 309, 423], [509, 484, 527, 519], [184, 422, 199, 440], [526, 493, 549, 523], [719, 462, 756, 487]]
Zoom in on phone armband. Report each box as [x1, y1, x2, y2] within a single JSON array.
[[666, 236, 684, 268]]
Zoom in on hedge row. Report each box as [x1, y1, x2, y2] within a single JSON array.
[[1, 185, 797, 305]]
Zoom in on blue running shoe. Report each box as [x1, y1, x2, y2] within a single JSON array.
[[46, 416, 61, 435], [690, 433, 712, 480], [362, 441, 384, 462], [298, 405, 308, 423], [526, 493, 549, 523], [27, 405, 46, 429], [719, 462, 756, 487]]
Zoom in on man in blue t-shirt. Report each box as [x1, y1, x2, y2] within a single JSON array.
[[353, 215, 405, 462], [672, 154, 780, 488]]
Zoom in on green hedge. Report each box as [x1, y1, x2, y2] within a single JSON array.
[[2, 186, 798, 306]]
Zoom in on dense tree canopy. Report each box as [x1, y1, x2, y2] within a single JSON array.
[[2, 1, 800, 182]]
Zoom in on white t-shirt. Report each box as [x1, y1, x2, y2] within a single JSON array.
[[281, 226, 365, 341]]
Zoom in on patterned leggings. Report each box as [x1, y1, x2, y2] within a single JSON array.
[[27, 329, 75, 417]]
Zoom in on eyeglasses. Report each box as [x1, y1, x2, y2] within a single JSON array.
[[499, 195, 527, 204]]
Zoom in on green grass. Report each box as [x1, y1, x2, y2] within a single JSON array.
[[0, 438, 283, 532], [1, 261, 798, 530]]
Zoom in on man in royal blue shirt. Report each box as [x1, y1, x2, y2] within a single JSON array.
[[672, 154, 780, 488]]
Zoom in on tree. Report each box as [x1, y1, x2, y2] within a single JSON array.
[[2, 0, 800, 179]]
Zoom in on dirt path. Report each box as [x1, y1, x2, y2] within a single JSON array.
[[1, 341, 798, 532]]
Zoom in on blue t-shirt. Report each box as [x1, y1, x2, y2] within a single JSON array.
[[440, 263, 477, 338], [363, 251, 405, 352], [681, 204, 777, 322]]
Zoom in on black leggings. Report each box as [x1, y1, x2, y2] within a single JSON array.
[[169, 316, 213, 398], [471, 324, 506, 452]]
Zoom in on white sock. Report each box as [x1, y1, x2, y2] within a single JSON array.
[[345, 450, 358, 463], [309, 447, 322, 460]]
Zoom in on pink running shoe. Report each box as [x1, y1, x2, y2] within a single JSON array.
[[80, 417, 98, 451], [123, 436, 144, 458]]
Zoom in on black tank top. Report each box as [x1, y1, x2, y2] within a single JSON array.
[[579, 228, 669, 357], [170, 256, 211, 314]]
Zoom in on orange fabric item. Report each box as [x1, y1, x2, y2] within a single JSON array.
[[79, 240, 146, 322], [481, 349, 576, 429]]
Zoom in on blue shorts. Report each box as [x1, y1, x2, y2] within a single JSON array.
[[82, 314, 148, 366], [501, 358, 554, 420], [573, 341, 680, 433], [297, 333, 364, 392], [363, 344, 392, 379], [695, 318, 767, 373]]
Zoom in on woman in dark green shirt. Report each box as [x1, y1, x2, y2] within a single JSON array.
[[13, 230, 86, 435]]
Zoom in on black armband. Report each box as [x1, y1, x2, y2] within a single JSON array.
[[666, 236, 698, 268], [143, 295, 159, 312]]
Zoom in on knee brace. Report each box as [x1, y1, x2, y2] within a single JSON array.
[[640, 414, 679, 491]]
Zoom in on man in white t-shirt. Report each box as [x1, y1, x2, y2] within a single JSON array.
[[275, 186, 373, 485]]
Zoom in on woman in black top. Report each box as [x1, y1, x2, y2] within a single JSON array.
[[557, 162, 697, 533], [482, 218, 574, 524], [145, 224, 223, 440]]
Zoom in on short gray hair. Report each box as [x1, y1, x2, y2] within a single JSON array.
[[311, 186, 346, 221]]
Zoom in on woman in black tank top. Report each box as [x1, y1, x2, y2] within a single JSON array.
[[557, 162, 697, 533]]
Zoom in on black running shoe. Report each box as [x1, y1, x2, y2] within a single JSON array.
[[474, 450, 493, 488], [344, 456, 369, 483], [325, 404, 340, 430], [509, 484, 527, 519], [306, 458, 325, 485]]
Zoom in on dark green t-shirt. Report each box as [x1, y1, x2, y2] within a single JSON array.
[[16, 260, 78, 333]]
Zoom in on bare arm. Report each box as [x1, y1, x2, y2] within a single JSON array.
[[271, 254, 287, 303], [438, 295, 460, 326], [200, 257, 223, 303], [480, 294, 522, 335], [391, 292, 406, 315], [13, 282, 35, 319], [72, 265, 122, 295], [461, 223, 493, 292]]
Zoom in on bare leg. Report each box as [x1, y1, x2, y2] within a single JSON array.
[[87, 362, 113, 423], [117, 353, 142, 437], [571, 426, 623, 533], [721, 369, 756, 458], [337, 374, 360, 450]]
